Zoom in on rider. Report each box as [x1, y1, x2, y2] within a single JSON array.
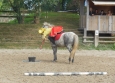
[[38, 23, 63, 48]]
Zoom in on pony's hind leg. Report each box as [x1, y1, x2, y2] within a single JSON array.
[[69, 57, 71, 64], [71, 35, 78, 63], [72, 57, 74, 63], [70, 50, 76, 63], [67, 39, 78, 63], [71, 53, 75, 63], [52, 46, 57, 62], [66, 45, 72, 64]]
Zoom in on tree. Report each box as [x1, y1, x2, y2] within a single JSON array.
[[0, 0, 11, 10], [8, 0, 25, 24], [1, 0, 80, 24], [56, 0, 80, 11], [62, 0, 67, 11], [0, 0, 42, 24], [24, 0, 42, 23], [24, 0, 59, 23], [67, 0, 80, 11]]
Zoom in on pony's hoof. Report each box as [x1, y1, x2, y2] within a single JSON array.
[[53, 59, 57, 62], [52, 60, 57, 62]]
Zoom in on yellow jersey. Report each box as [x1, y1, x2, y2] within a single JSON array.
[[38, 28, 52, 39]]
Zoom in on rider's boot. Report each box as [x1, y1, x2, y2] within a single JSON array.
[[48, 36, 56, 46]]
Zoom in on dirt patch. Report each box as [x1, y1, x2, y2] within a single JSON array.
[[0, 49, 115, 83]]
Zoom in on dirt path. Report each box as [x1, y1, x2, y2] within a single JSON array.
[[0, 49, 115, 83]]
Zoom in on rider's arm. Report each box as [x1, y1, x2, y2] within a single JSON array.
[[40, 34, 46, 49], [39, 28, 51, 49]]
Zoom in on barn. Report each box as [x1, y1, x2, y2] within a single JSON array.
[[79, 0, 115, 47]]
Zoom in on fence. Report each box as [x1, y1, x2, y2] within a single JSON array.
[[0, 10, 35, 23], [83, 30, 115, 47]]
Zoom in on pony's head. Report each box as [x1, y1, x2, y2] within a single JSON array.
[[42, 22, 54, 28], [38, 28, 45, 34]]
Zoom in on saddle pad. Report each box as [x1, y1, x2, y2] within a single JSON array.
[[50, 26, 63, 37], [55, 33, 63, 40]]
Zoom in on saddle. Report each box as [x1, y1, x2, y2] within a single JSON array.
[[50, 26, 63, 37], [49, 26, 63, 40], [55, 32, 63, 40]]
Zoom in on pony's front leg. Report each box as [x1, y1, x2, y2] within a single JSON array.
[[52, 46, 57, 62]]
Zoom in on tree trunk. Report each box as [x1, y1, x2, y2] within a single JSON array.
[[34, 15, 39, 24], [8, 0, 24, 24], [33, 2, 42, 24], [16, 8, 23, 24]]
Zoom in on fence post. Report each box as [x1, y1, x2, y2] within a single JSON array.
[[83, 28, 87, 42], [94, 30, 99, 47]]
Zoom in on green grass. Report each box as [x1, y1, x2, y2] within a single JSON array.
[[0, 12, 115, 50], [0, 12, 79, 49], [40, 12, 79, 29]]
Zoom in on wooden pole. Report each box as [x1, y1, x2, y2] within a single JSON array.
[[24, 72, 107, 76], [84, 0, 89, 42], [83, 28, 87, 42], [94, 30, 99, 47], [86, 0, 89, 30], [80, 0, 84, 28]]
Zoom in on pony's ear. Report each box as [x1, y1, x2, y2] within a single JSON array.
[[43, 22, 52, 28], [43, 22, 49, 25], [43, 22, 54, 28]]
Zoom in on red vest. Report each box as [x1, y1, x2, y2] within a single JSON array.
[[50, 26, 63, 37]]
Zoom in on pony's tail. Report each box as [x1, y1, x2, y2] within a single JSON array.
[[73, 35, 79, 53], [69, 35, 79, 63]]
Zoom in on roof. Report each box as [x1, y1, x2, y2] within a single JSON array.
[[92, 1, 115, 6]]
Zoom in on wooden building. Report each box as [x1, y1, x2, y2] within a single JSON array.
[[80, 0, 115, 47]]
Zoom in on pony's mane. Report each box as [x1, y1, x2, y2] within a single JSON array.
[[43, 22, 54, 28]]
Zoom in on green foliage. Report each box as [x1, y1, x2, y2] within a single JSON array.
[[41, 0, 59, 11], [0, 0, 3, 8], [0, 0, 11, 10], [0, 0, 80, 24], [67, 0, 80, 10]]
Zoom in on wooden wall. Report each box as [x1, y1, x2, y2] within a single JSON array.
[[80, 15, 115, 33], [80, 15, 86, 29], [87, 16, 115, 33]]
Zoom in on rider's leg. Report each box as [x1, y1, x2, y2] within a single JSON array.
[[48, 36, 55, 45]]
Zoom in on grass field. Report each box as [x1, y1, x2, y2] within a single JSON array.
[[0, 12, 115, 50], [0, 12, 79, 49]]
